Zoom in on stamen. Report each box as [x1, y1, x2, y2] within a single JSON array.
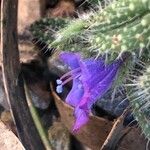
[[56, 74, 81, 94], [60, 68, 81, 80], [56, 85, 63, 93], [56, 79, 62, 85], [62, 74, 81, 86], [56, 68, 81, 94]]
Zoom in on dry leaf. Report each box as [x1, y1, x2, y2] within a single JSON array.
[[0, 121, 25, 150]]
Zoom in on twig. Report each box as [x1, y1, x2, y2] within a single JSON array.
[[100, 109, 130, 150], [1, 0, 45, 149]]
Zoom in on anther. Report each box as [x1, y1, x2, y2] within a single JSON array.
[[56, 85, 63, 93]]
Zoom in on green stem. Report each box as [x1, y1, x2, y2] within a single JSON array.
[[24, 80, 53, 150]]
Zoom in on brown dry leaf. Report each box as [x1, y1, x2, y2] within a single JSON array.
[[0, 120, 25, 150], [51, 84, 149, 150], [100, 110, 130, 150], [118, 127, 150, 150], [48, 121, 70, 150], [0, 111, 17, 134], [51, 84, 113, 150]]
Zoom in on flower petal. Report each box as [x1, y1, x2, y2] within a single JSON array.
[[60, 52, 81, 69], [66, 79, 84, 107], [79, 59, 123, 110], [59, 52, 123, 132], [72, 107, 89, 132], [79, 58, 105, 84]]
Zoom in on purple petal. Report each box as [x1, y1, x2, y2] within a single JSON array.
[[79, 59, 123, 109], [60, 52, 84, 106], [79, 58, 105, 83], [72, 107, 89, 132], [66, 79, 84, 107], [60, 52, 81, 69], [59, 52, 123, 132]]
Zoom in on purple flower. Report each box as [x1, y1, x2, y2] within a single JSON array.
[[56, 52, 123, 132]]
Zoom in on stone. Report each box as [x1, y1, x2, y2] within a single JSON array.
[[0, 59, 51, 110], [18, 0, 46, 34]]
